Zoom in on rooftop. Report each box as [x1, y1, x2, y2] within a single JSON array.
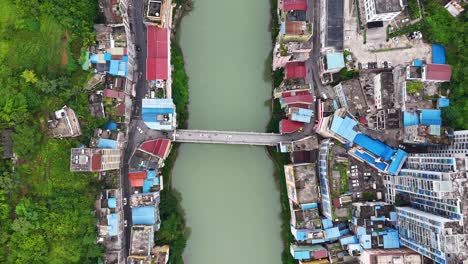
[[142, 98, 176, 130], [129, 225, 153, 257], [129, 149, 161, 171], [426, 64, 451, 82], [334, 79, 368, 116], [47, 106, 81, 138], [375, 0, 402, 14], [283, 0, 307, 11], [132, 206, 156, 225], [290, 202, 322, 230], [326, 0, 344, 49], [286, 62, 307, 79], [325, 53, 345, 70], [130, 193, 160, 208], [285, 163, 320, 204], [139, 139, 171, 159]]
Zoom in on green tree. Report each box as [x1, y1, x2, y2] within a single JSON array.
[[0, 90, 28, 126], [406, 81, 423, 94], [21, 70, 38, 84], [12, 123, 42, 159]]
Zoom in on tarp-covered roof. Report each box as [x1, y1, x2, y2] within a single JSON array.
[[132, 206, 156, 225], [108, 197, 117, 209], [107, 213, 119, 236], [432, 44, 446, 64], [438, 98, 450, 108]]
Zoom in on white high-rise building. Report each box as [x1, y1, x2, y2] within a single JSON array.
[[429, 130, 468, 157], [361, 0, 403, 22]]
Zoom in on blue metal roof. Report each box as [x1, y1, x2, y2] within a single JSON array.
[[413, 59, 423, 66], [438, 98, 450, 108], [291, 108, 313, 123], [388, 149, 408, 175], [355, 150, 376, 164], [108, 198, 117, 209], [330, 116, 358, 142], [359, 234, 372, 249], [340, 235, 358, 246], [404, 112, 419, 127], [109, 60, 119, 75], [348, 243, 363, 254], [97, 138, 118, 149], [107, 213, 119, 236], [132, 206, 156, 225], [295, 230, 308, 241], [376, 162, 388, 171], [322, 219, 333, 229], [104, 52, 111, 61], [301, 203, 318, 210], [90, 53, 99, 63], [325, 227, 340, 241], [420, 109, 442, 125], [354, 134, 395, 161], [390, 212, 398, 222], [432, 44, 446, 64], [280, 21, 286, 35], [356, 227, 366, 236], [326, 52, 345, 70], [293, 250, 310, 260], [104, 121, 118, 131], [383, 229, 400, 248]]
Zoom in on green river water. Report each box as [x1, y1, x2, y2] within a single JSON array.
[[172, 0, 282, 263]]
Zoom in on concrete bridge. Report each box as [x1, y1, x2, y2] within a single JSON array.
[[171, 129, 293, 146]]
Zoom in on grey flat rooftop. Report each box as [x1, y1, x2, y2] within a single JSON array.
[[129, 226, 153, 256], [292, 164, 320, 204], [375, 0, 402, 14]]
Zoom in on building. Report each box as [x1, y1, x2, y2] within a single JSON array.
[[350, 202, 400, 252], [322, 52, 345, 73], [361, 0, 403, 22], [333, 79, 368, 117], [317, 109, 408, 175], [396, 207, 467, 264], [142, 98, 176, 130], [286, 61, 307, 79], [429, 130, 468, 157], [152, 245, 170, 264], [47, 106, 82, 138], [407, 64, 452, 82], [284, 163, 320, 205], [319, 139, 333, 219], [444, 0, 465, 17], [289, 201, 325, 243], [2, 129, 13, 159], [290, 244, 328, 261], [358, 248, 422, 264], [145, 0, 172, 28], [146, 26, 169, 81], [127, 225, 154, 263], [70, 148, 121, 172], [385, 153, 467, 221]]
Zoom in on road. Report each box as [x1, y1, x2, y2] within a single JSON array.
[[121, 0, 148, 255], [171, 129, 294, 145]]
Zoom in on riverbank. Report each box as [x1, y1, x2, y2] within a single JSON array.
[[266, 0, 298, 263], [154, 2, 192, 262]]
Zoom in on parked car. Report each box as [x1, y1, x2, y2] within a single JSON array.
[[124, 220, 128, 227], [123, 198, 127, 206], [137, 126, 143, 134]]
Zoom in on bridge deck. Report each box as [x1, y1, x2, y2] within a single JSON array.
[[172, 129, 292, 146]]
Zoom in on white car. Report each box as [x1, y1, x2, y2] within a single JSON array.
[[124, 220, 128, 227], [123, 198, 127, 206], [137, 126, 143, 134]]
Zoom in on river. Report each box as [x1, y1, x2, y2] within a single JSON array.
[[172, 0, 282, 263]]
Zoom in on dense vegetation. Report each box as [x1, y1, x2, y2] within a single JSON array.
[[0, 0, 103, 262], [407, 0, 421, 20], [155, 29, 189, 264], [420, 0, 467, 129]]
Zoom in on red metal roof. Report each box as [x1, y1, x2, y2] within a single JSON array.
[[313, 248, 328, 260], [139, 139, 171, 159], [128, 171, 147, 187], [103, 88, 125, 99], [282, 94, 313, 104], [283, 0, 307, 11], [280, 119, 303, 134], [91, 153, 102, 171], [287, 103, 310, 109], [147, 26, 169, 80], [286, 62, 307, 79], [426, 64, 451, 81], [146, 58, 168, 80]]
